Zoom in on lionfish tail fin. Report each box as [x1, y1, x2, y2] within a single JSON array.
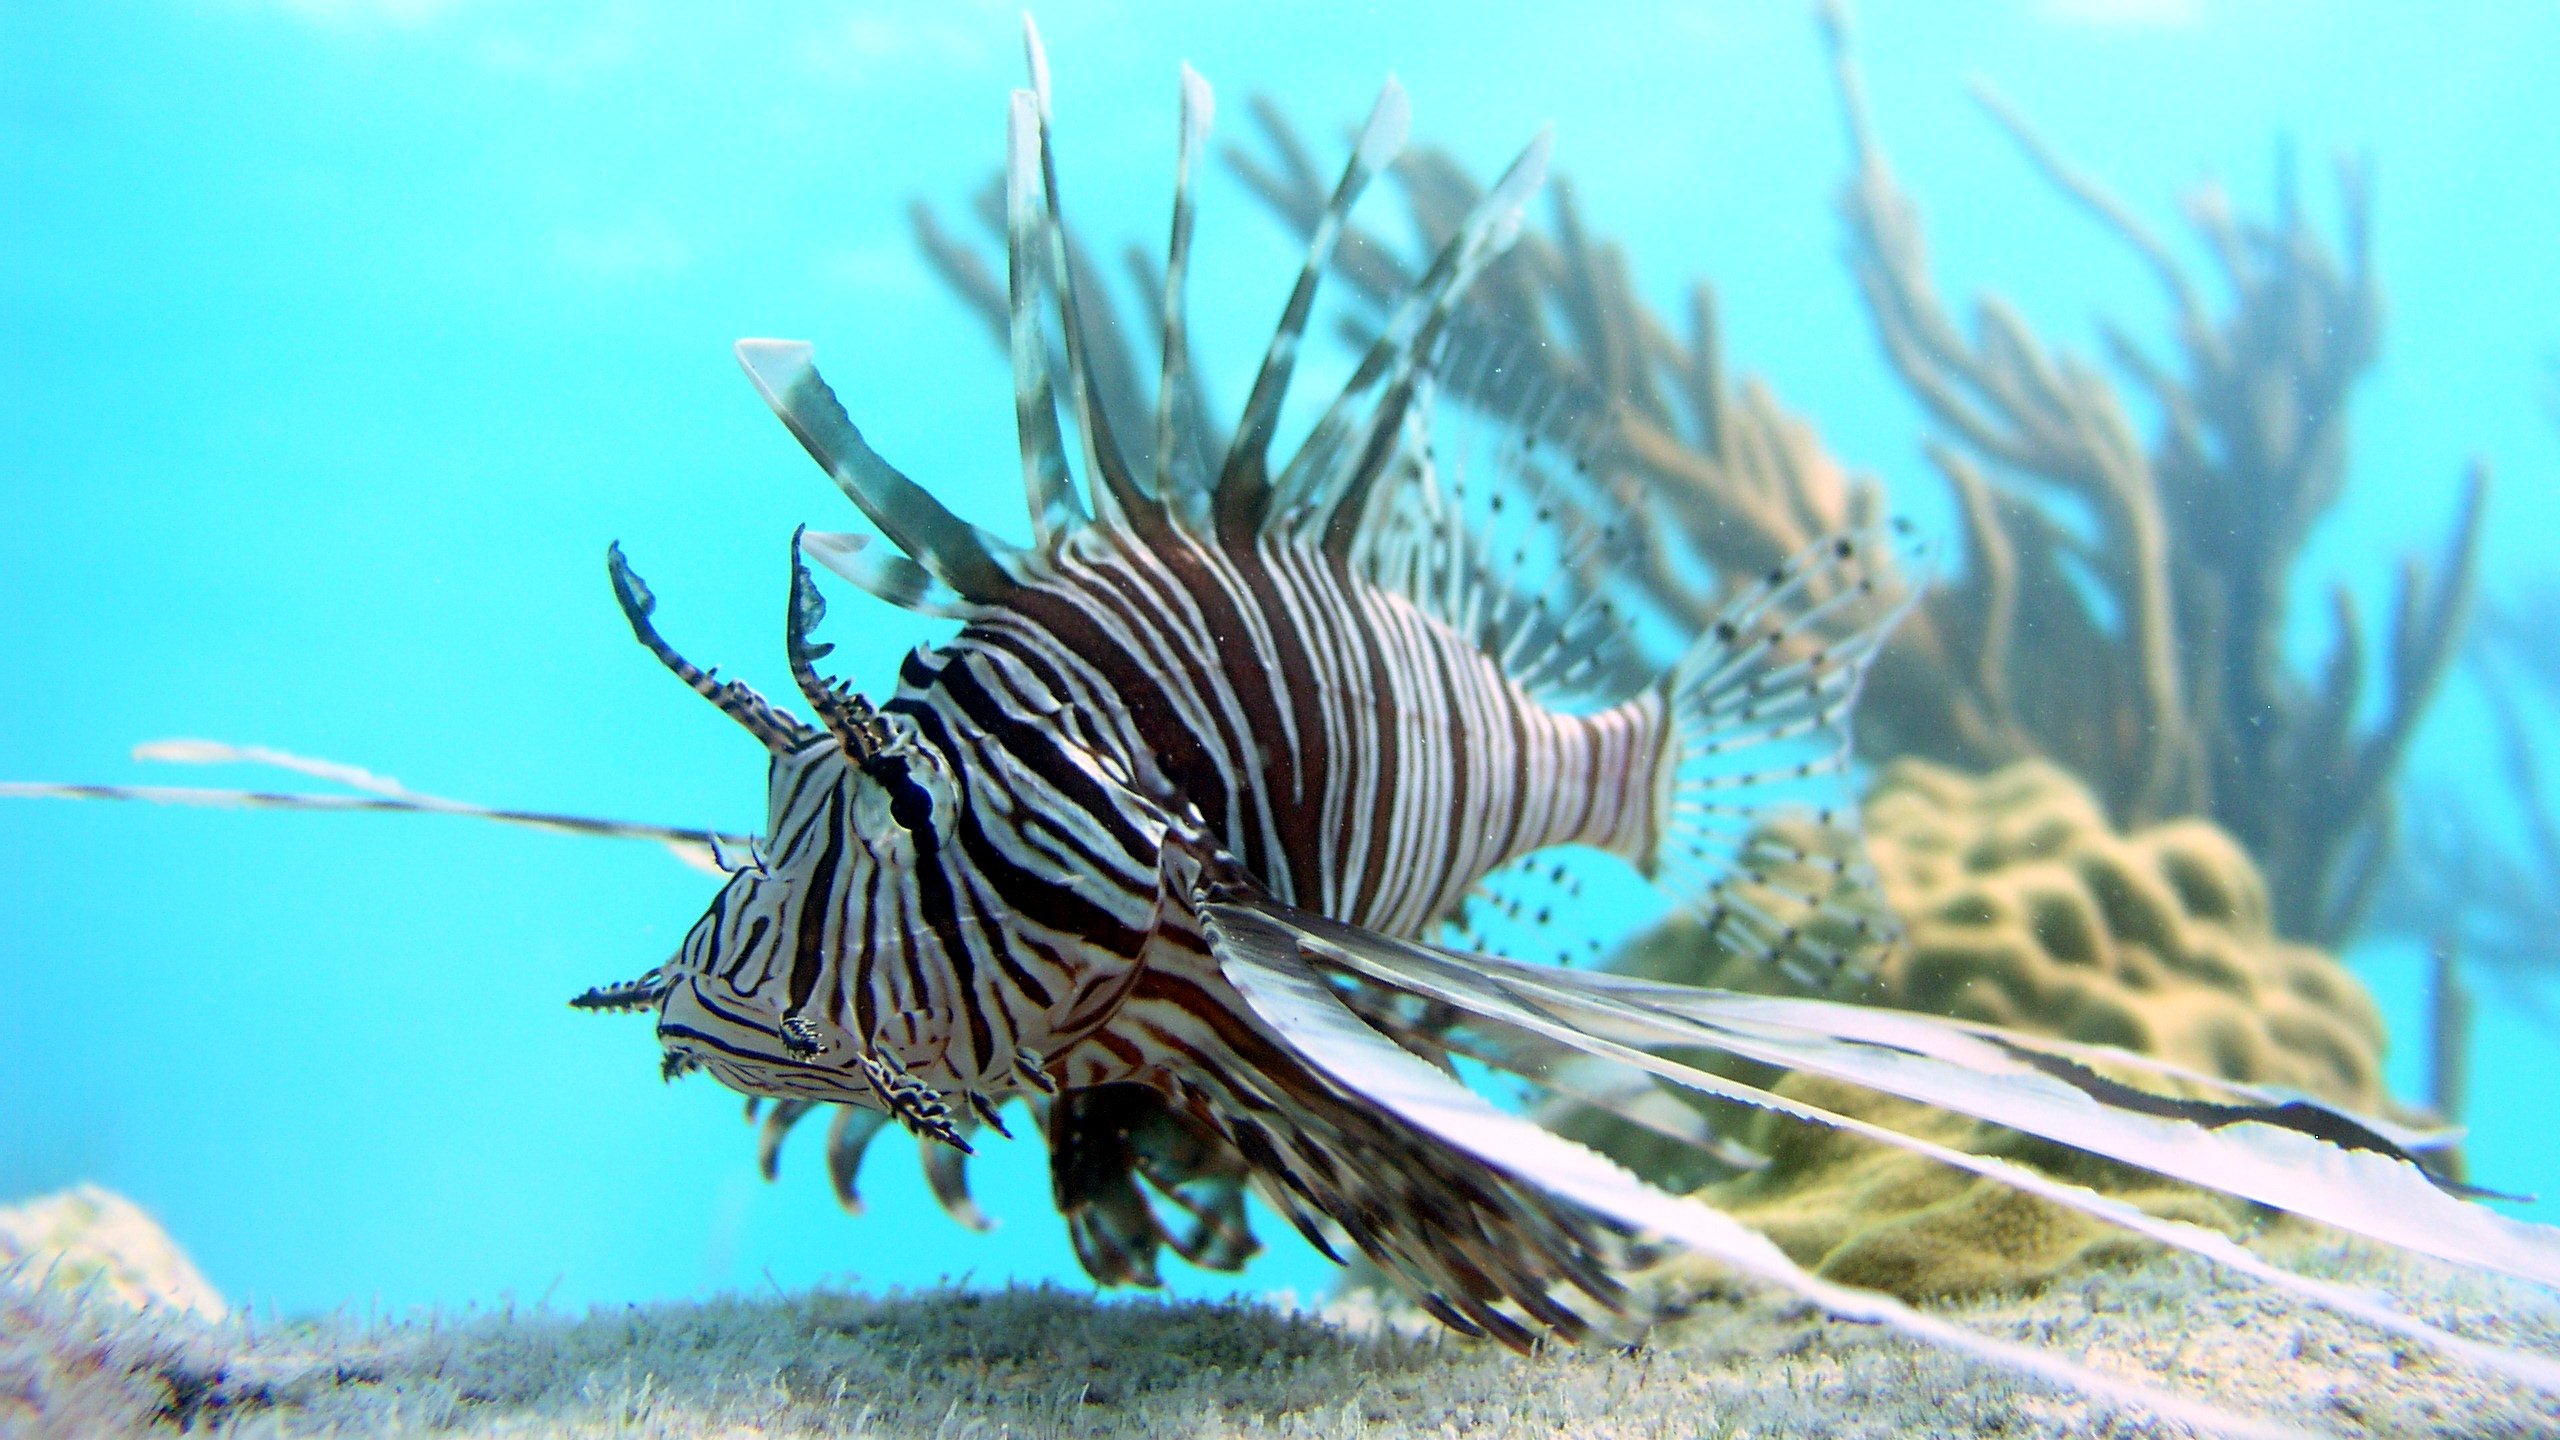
[[1643, 521, 1932, 990]]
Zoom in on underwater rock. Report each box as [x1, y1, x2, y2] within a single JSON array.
[[1574, 759, 2408, 1302], [0, 1186, 225, 1322]]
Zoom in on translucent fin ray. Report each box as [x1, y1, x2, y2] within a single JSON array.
[[1153, 63, 1215, 525], [802, 530, 972, 619], [1, 746, 745, 875], [734, 338, 1026, 600], [1021, 18, 1150, 526], [1202, 898, 2316, 1440], [1647, 522, 1933, 987], [1212, 79, 1411, 534], [1274, 131, 1554, 555]]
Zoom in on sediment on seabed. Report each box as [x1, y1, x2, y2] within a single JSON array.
[[7, 1240, 2556, 1439]]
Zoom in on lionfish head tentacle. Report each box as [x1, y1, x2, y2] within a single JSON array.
[[1020, 16, 1152, 527], [1211, 76, 1410, 538], [734, 337, 1028, 602], [785, 527, 887, 763], [606, 542, 816, 756]]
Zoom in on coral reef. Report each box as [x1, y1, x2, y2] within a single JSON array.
[[1098, 4, 2483, 948], [1818, 7, 2481, 947], [1797, 760, 2385, 1106], [0, 1188, 224, 1322], [1555, 760, 2407, 1301], [5, 1246, 2553, 1437]]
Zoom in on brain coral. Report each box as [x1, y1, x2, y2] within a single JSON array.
[[1560, 758, 2405, 1302]]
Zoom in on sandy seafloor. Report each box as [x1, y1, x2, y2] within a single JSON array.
[[9, 1239, 2557, 1440]]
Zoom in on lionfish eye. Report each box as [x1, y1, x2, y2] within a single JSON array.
[[861, 753, 937, 834]]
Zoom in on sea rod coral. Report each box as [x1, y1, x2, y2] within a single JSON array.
[[1028, 3, 2483, 951]]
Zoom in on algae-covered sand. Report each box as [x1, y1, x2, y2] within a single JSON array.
[[9, 1241, 2556, 1438]]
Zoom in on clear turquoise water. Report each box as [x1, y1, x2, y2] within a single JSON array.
[[5, 1, 2556, 1316]]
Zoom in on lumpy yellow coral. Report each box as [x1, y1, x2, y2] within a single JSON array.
[[1847, 759, 2387, 1108], [1583, 759, 2401, 1301]]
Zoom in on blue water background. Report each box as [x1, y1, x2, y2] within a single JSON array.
[[5, 1, 2555, 1316]]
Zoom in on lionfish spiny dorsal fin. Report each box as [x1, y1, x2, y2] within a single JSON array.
[[1211, 78, 1411, 540], [1153, 62, 1215, 525], [734, 338, 1026, 602], [802, 531, 971, 619], [1003, 85, 1084, 546], [1356, 357, 1642, 710], [1271, 129, 1552, 559], [1021, 17, 1151, 528]]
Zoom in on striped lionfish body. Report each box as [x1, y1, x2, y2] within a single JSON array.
[[19, 22, 2560, 1427], [562, 33, 1920, 1338]]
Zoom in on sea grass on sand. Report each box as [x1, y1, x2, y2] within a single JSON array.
[[9, 1241, 2554, 1439]]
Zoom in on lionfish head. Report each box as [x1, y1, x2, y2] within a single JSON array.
[[577, 534, 964, 1125]]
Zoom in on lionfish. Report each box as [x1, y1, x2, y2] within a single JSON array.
[[13, 23, 2560, 1435]]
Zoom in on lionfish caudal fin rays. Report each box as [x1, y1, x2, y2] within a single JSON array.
[[1651, 522, 1931, 989]]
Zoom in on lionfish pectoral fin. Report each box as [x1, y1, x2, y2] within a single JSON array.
[[1642, 520, 1935, 991], [1196, 897, 2315, 1435], [1227, 897, 2560, 1396], [0, 743, 747, 877]]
